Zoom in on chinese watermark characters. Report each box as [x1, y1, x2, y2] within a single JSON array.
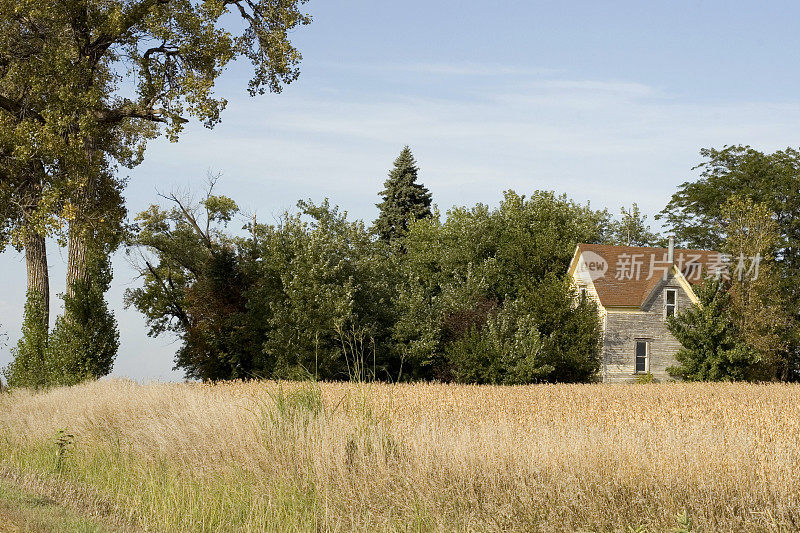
[[605, 252, 761, 282]]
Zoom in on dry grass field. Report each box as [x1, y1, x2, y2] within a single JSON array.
[[0, 379, 799, 532]]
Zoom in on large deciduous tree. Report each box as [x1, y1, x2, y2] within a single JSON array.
[[126, 180, 261, 381], [722, 197, 787, 379], [658, 146, 800, 379], [0, 11, 70, 383], [0, 0, 310, 386], [666, 197, 787, 382]]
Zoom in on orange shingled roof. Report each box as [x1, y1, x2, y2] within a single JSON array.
[[574, 243, 721, 308]]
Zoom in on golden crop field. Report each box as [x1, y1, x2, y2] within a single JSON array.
[[1, 379, 799, 532]]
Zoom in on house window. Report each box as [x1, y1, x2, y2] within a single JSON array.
[[580, 287, 588, 301], [635, 340, 649, 373], [665, 289, 677, 318]]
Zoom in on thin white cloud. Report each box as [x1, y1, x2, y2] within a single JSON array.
[[389, 63, 561, 77], [316, 61, 561, 77], [519, 79, 661, 97], [215, 81, 799, 157]]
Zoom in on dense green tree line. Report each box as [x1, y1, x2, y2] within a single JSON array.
[[124, 151, 619, 383], [125, 144, 798, 384]]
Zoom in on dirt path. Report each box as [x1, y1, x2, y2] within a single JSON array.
[[0, 476, 109, 533]]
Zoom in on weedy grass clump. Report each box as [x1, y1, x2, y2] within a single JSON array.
[[53, 428, 74, 474]]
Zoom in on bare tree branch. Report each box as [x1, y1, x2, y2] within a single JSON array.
[[159, 191, 214, 249], [0, 94, 45, 123], [92, 103, 183, 125]]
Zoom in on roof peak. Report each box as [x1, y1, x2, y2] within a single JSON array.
[[577, 243, 716, 254], [572, 244, 721, 308]]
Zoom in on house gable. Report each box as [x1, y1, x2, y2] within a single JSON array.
[[640, 266, 700, 313], [568, 242, 719, 383]]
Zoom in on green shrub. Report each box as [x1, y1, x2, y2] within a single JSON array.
[[4, 291, 49, 389], [635, 372, 657, 384]]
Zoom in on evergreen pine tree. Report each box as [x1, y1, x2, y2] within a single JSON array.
[[374, 147, 433, 244], [666, 278, 757, 381]]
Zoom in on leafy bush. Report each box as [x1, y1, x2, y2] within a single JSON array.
[[445, 305, 550, 385], [445, 278, 601, 384], [47, 258, 119, 386], [3, 291, 48, 388], [4, 260, 119, 389]]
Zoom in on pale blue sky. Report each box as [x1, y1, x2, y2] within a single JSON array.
[[1, 1, 799, 381]]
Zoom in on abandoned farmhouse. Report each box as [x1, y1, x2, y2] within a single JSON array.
[[569, 239, 721, 383]]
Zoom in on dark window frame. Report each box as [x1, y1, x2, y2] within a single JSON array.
[[635, 339, 649, 374], [665, 288, 677, 318]]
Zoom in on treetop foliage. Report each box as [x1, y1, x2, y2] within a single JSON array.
[[609, 203, 659, 247], [658, 145, 800, 253], [374, 146, 433, 244], [126, 181, 608, 384], [0, 0, 311, 250], [660, 146, 800, 380]]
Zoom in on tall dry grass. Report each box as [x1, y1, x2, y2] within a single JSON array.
[[0, 379, 799, 532]]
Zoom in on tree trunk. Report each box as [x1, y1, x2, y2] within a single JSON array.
[[66, 221, 89, 297], [22, 223, 50, 385], [24, 228, 49, 326], [66, 143, 97, 297]]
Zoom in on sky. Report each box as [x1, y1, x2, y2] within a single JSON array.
[[1, 0, 799, 382]]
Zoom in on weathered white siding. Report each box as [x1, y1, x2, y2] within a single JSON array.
[[602, 275, 694, 383]]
